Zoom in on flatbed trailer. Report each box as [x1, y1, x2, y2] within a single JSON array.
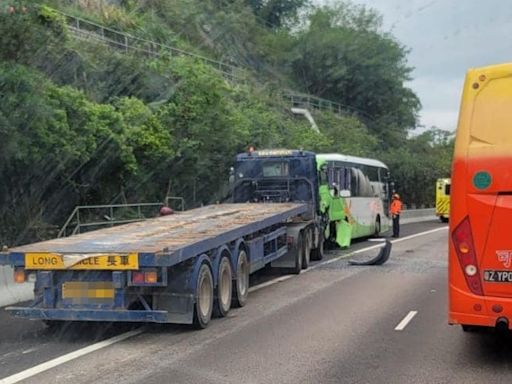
[[0, 203, 313, 327]]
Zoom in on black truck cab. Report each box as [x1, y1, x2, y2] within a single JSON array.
[[232, 149, 320, 221]]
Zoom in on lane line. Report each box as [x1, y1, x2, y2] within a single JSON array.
[[0, 328, 144, 384], [249, 275, 293, 293], [391, 226, 448, 244], [394, 310, 418, 331], [250, 226, 448, 291]]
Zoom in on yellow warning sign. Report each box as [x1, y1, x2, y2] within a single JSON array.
[[25, 253, 139, 270]]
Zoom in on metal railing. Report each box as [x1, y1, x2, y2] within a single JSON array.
[[55, 9, 368, 119], [57, 198, 185, 238], [59, 11, 241, 83], [282, 92, 373, 120]]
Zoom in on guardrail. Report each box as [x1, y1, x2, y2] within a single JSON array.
[[400, 208, 436, 224], [282, 92, 373, 120]]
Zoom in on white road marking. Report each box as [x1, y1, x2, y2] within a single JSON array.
[[250, 226, 448, 290], [21, 348, 38, 355], [0, 328, 144, 384], [391, 226, 448, 244], [249, 275, 294, 293], [395, 310, 418, 331]]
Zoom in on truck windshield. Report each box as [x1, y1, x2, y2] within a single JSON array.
[[262, 161, 289, 177]]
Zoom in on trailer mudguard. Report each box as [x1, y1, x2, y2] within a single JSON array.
[[271, 223, 305, 269]]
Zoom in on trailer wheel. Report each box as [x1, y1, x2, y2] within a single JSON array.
[[291, 233, 304, 274], [232, 249, 249, 307], [193, 263, 214, 329], [213, 256, 232, 317], [302, 230, 311, 270], [43, 320, 66, 331], [311, 232, 324, 261]]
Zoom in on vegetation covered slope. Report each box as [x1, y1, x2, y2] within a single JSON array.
[[0, 0, 452, 245]]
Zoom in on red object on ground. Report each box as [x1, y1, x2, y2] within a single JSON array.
[[160, 206, 174, 216]]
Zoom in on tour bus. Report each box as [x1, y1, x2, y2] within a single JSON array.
[[316, 153, 391, 242], [436, 178, 451, 222], [449, 63, 512, 332]]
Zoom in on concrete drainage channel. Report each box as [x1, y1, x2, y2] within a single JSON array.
[[0, 209, 438, 308]]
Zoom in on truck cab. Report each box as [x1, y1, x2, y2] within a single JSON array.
[[232, 149, 326, 263], [232, 149, 320, 221]]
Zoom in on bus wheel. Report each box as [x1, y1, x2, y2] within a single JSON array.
[[302, 230, 311, 270], [311, 232, 324, 261], [213, 256, 232, 317], [193, 263, 214, 329], [373, 217, 381, 237], [232, 249, 249, 307]]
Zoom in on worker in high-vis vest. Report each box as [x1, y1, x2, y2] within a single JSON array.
[[390, 193, 403, 238]]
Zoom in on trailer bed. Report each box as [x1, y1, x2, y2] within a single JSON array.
[[3, 203, 307, 268]]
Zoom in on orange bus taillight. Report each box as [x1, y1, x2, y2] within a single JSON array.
[[452, 216, 484, 296]]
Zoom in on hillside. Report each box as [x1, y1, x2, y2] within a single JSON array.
[[0, 0, 453, 245]]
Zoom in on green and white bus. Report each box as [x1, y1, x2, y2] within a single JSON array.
[[316, 153, 391, 246]]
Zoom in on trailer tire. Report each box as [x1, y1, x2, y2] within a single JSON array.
[[311, 231, 324, 261], [232, 249, 249, 308], [43, 320, 66, 331], [193, 263, 214, 329], [213, 256, 232, 318], [291, 233, 304, 275], [302, 230, 311, 270]]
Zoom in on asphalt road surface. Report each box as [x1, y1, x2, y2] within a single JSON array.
[[3, 220, 511, 384]]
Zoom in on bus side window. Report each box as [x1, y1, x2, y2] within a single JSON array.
[[319, 165, 328, 185], [350, 168, 359, 197], [356, 169, 372, 197], [341, 167, 350, 191]]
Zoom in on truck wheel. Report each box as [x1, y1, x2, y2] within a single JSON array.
[[311, 232, 324, 261], [43, 320, 65, 331], [291, 233, 304, 274], [302, 230, 311, 270], [232, 249, 249, 307], [213, 256, 232, 317], [193, 263, 214, 329]]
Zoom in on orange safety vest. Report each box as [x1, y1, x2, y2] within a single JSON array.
[[390, 199, 402, 215]]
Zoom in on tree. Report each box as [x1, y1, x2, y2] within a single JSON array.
[[246, 0, 309, 28], [379, 128, 454, 207], [287, 2, 420, 137]]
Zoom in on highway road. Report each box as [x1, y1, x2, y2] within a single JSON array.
[[3, 220, 512, 384]]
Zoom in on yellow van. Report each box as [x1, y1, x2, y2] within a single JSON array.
[[436, 178, 450, 222]]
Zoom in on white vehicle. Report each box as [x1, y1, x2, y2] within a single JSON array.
[[316, 153, 391, 238]]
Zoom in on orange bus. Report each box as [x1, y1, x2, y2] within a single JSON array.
[[449, 63, 512, 332]]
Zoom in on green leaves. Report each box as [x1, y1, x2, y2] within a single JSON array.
[[282, 2, 420, 135]]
